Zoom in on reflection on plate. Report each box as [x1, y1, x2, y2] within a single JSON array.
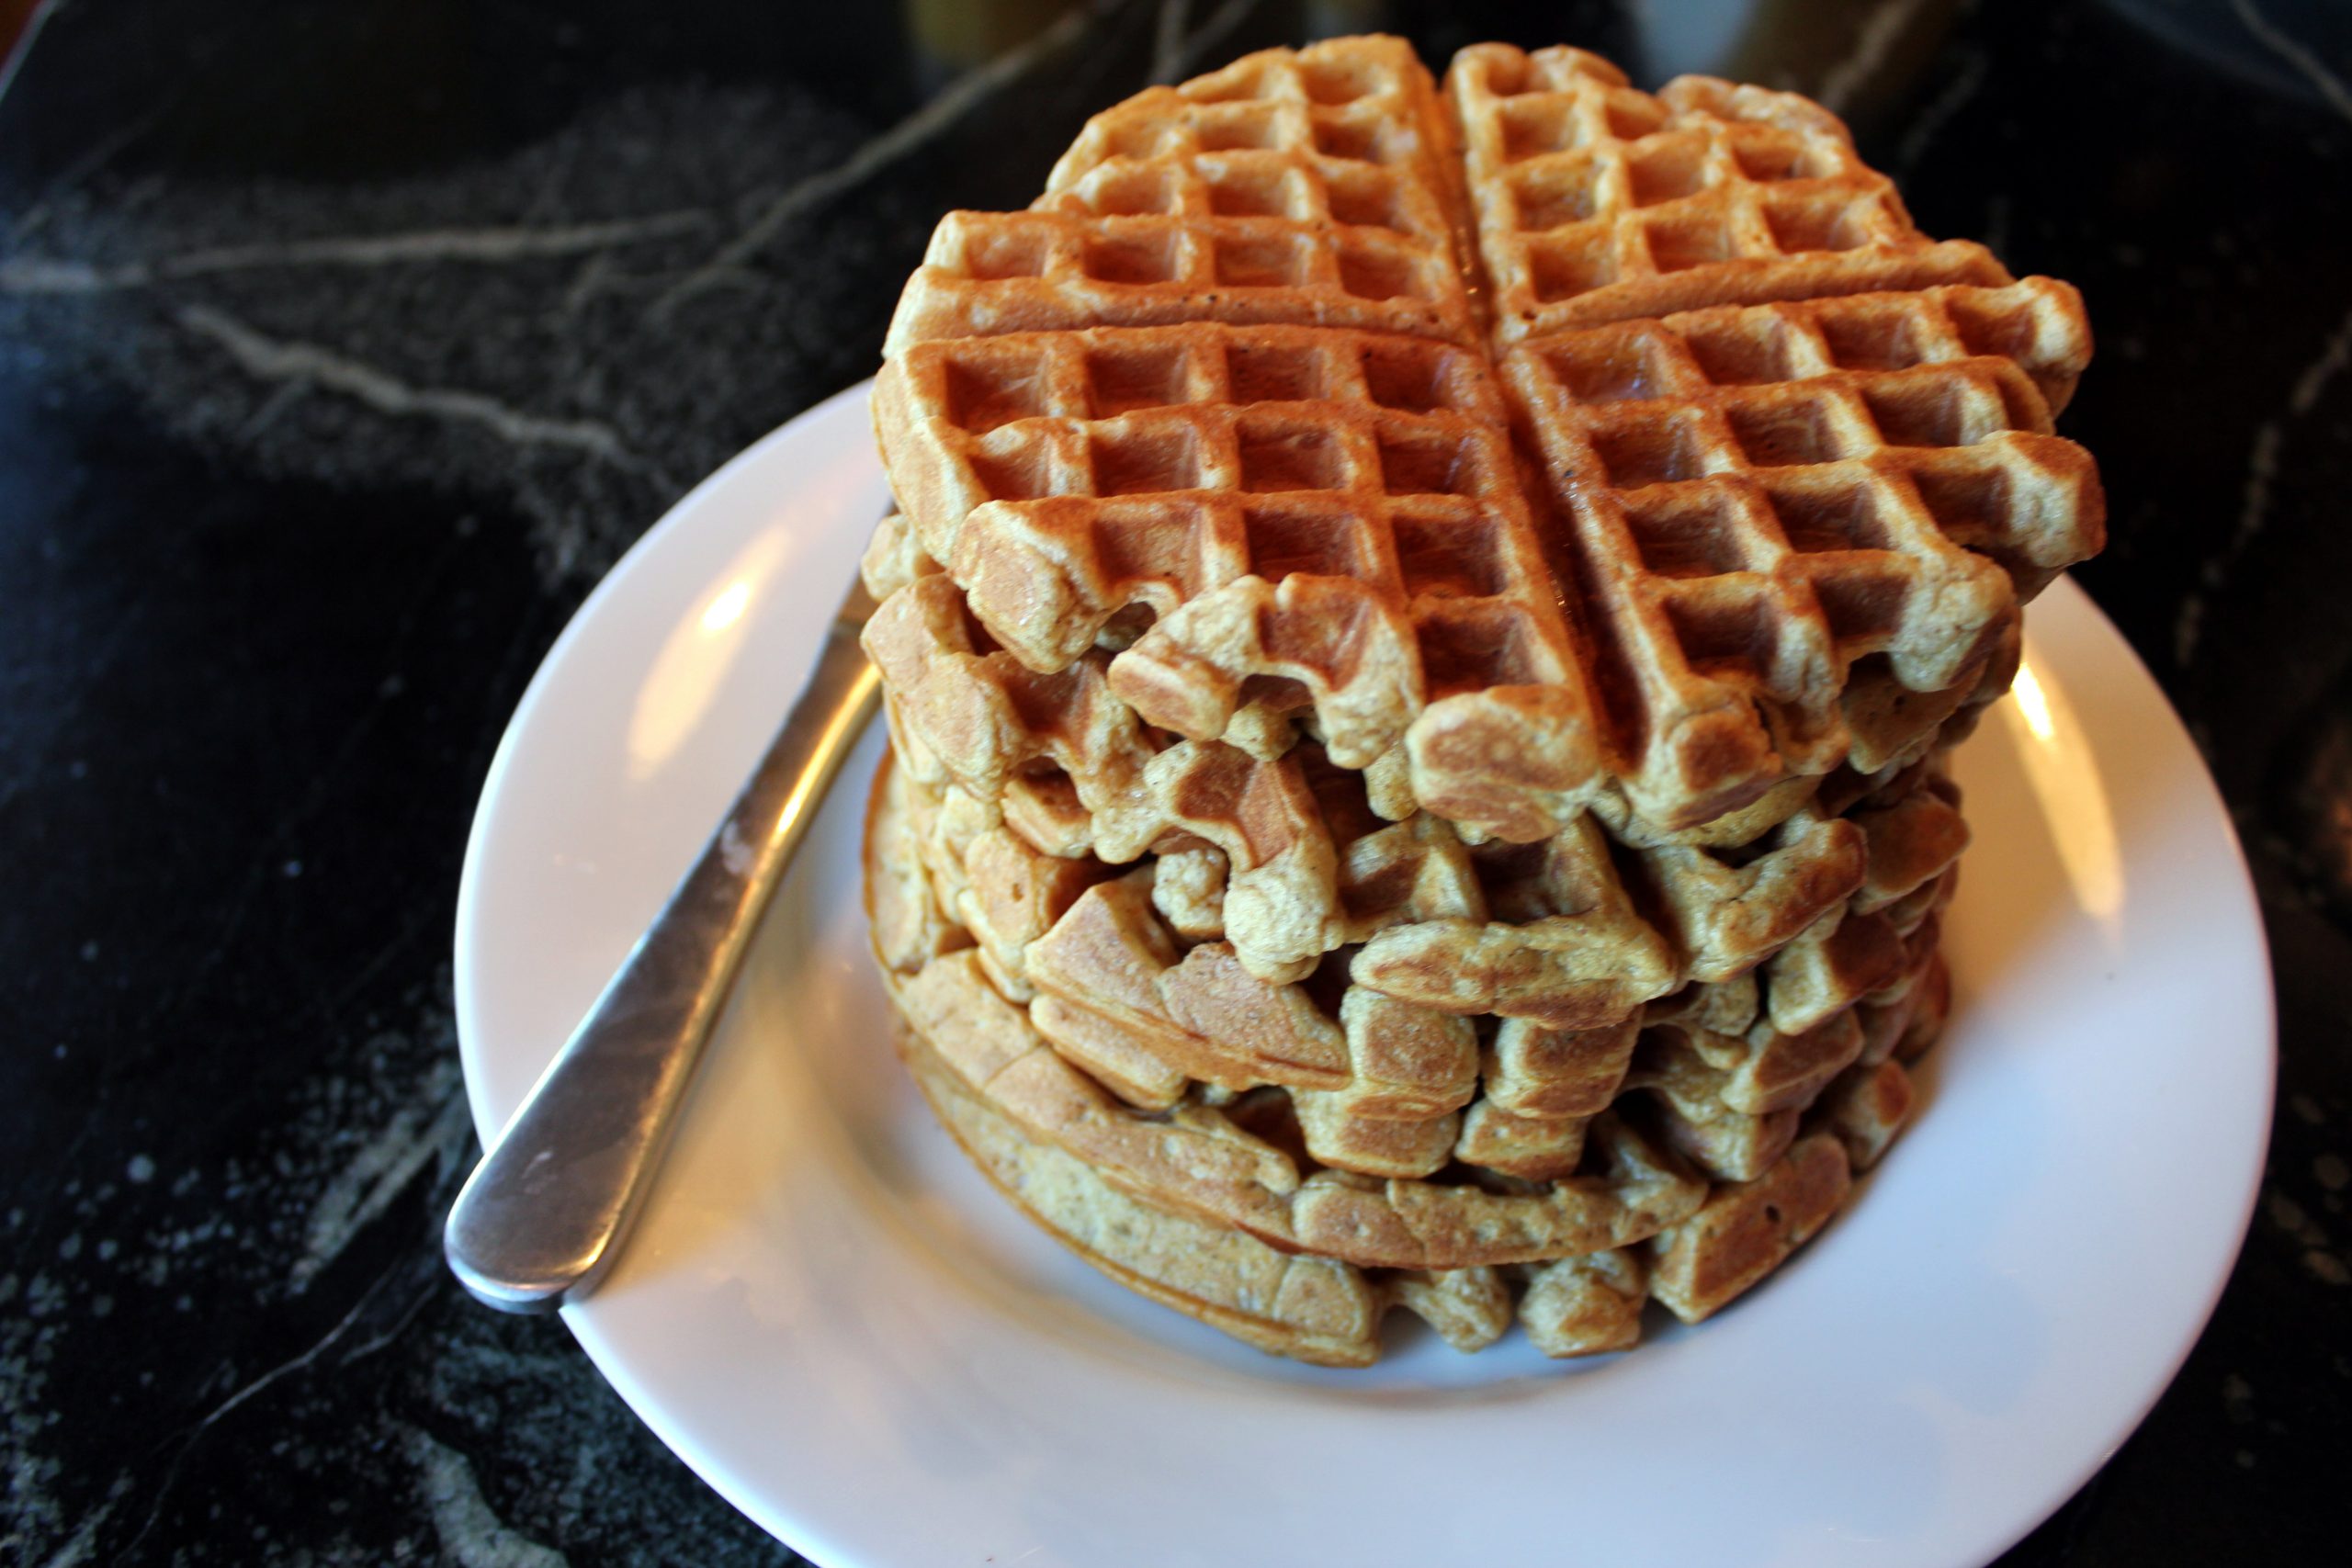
[[456, 382, 2272, 1568]]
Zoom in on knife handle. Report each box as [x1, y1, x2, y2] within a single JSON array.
[[445, 597, 879, 1313]]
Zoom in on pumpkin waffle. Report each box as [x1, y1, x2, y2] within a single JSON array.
[[865, 571, 1347, 980], [872, 754, 1709, 1269], [1504, 286, 2100, 829], [1446, 43, 2010, 343], [888, 36, 1475, 359], [912, 771, 1947, 1203], [909, 992, 1700, 1365], [894, 931, 1711, 1271], [876, 57, 2098, 845], [866, 751, 1952, 1359], [897, 1015, 1511, 1368], [874, 749, 1951, 1213], [1517, 1248, 1648, 1355], [883, 733, 1962, 1156], [882, 209, 1472, 356], [1045, 35, 1462, 217], [887, 39, 1475, 357], [1646, 1130, 1852, 1322], [864, 567, 1645, 991], [871, 323, 1611, 841], [1041, 34, 1470, 275], [852, 32, 2083, 1365]]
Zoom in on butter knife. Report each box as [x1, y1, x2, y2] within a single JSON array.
[[445, 574, 881, 1313]]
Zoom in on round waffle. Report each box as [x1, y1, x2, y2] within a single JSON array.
[[854, 33, 2086, 1362], [865, 748, 1950, 1359], [871, 36, 2101, 847]]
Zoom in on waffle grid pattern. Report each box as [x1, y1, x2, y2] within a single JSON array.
[[1450, 43, 2011, 340], [1502, 284, 2100, 828], [885, 207, 1476, 355], [876, 326, 1590, 788], [1046, 34, 1456, 193]]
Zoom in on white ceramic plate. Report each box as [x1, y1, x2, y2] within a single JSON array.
[[455, 382, 2275, 1568]]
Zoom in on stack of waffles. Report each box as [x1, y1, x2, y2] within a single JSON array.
[[858, 37, 2102, 1366]]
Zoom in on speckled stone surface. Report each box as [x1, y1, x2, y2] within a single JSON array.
[[3, 0, 2347, 1562]]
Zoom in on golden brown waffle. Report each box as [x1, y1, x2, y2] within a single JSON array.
[[1346, 814, 1679, 1027], [1813, 1057, 1915, 1173], [896, 942, 1710, 1268], [888, 39, 1476, 358], [883, 210, 1472, 355], [1046, 35, 1463, 210], [1504, 288, 2100, 829], [852, 32, 2070, 1365], [1344, 753, 1960, 1018], [865, 752, 1955, 1359], [874, 750, 1949, 1233], [874, 42, 2103, 845], [1446, 44, 2010, 343], [1647, 1130, 1851, 1322], [1857, 942, 1952, 1066], [873, 758, 1708, 1268], [1041, 34, 1471, 285], [882, 721, 1958, 1100], [899, 1017, 1523, 1367], [865, 573, 1346, 980], [898, 777, 1111, 1005], [1517, 1249, 1647, 1355], [857, 512, 937, 602], [874, 37, 2101, 850], [876, 323, 1511, 569], [934, 803, 1660, 1182], [882, 38, 1480, 356], [1022, 868, 1487, 1181], [870, 323, 1610, 840]]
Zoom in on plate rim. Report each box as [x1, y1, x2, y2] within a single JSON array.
[[452, 380, 2276, 1568]]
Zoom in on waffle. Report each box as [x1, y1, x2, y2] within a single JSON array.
[[875, 39, 2101, 844], [1813, 1057, 1915, 1174], [1045, 34, 1468, 261], [871, 324, 1610, 841], [875, 746, 1947, 1216], [852, 32, 2086, 1364], [865, 751, 1953, 1359], [1347, 751, 1965, 1013], [880, 37, 1482, 356], [1447, 44, 2011, 343], [874, 757, 1708, 1267], [886, 716, 1959, 1096], [1010, 843, 1500, 1180], [884, 207, 1473, 355], [1647, 1130, 1851, 1322], [896, 942, 1712, 1268], [1046, 36, 1461, 206], [1504, 287, 2100, 829], [1517, 1247, 1648, 1355], [899, 1016, 1518, 1367], [857, 511, 937, 602], [865, 573, 1346, 980], [888, 38, 1475, 360]]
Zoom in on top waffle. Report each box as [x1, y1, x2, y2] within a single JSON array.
[[888, 36, 1476, 355], [871, 35, 2103, 841], [1449, 44, 2008, 342]]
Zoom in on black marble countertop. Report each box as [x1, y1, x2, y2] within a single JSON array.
[[5, 0, 2348, 1562]]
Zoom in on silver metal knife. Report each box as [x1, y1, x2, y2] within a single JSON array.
[[444, 574, 881, 1313]]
